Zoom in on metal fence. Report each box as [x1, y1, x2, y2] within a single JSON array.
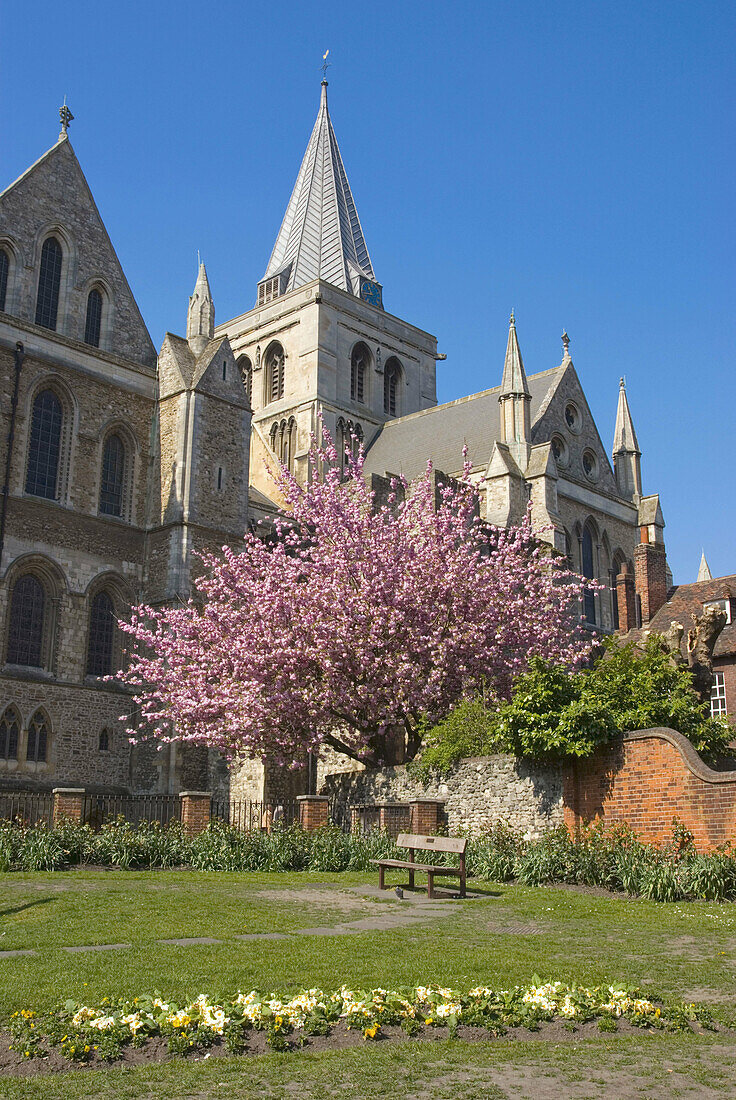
[[0, 790, 54, 827], [81, 793, 181, 828], [210, 799, 300, 831]]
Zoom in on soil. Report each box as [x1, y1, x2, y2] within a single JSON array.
[[0, 1019, 723, 1079]]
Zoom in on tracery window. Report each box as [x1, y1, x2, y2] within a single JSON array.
[[99, 434, 126, 517], [35, 237, 63, 330], [7, 575, 46, 667], [0, 707, 20, 761], [238, 356, 253, 404], [86, 591, 116, 677], [26, 711, 49, 763], [351, 342, 370, 403], [581, 524, 596, 625], [266, 344, 285, 403], [26, 389, 63, 499], [0, 248, 9, 312], [383, 357, 401, 417], [84, 288, 103, 347], [270, 418, 296, 472]]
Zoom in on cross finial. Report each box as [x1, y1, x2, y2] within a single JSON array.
[[59, 96, 74, 137], [510, 308, 515, 325], [619, 375, 626, 390], [321, 49, 330, 82], [561, 330, 570, 357]]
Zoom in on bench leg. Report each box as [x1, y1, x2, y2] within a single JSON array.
[[427, 872, 435, 899], [459, 864, 466, 899], [408, 868, 415, 890], [379, 864, 385, 890]]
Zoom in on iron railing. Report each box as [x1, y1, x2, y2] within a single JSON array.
[[210, 799, 300, 831], [0, 790, 53, 827], [81, 793, 181, 828]]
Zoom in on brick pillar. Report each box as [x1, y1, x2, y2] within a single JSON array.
[[410, 800, 444, 835], [179, 791, 211, 835], [52, 788, 85, 825], [616, 563, 637, 632], [298, 795, 329, 831], [634, 538, 668, 623]]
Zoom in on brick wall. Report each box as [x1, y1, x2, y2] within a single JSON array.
[[563, 728, 736, 851], [634, 541, 668, 623]]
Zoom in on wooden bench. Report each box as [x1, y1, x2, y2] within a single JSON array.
[[371, 832, 467, 899]]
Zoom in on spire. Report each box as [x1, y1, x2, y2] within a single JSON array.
[[260, 81, 377, 300], [187, 261, 214, 355], [500, 311, 530, 398], [498, 312, 531, 451], [612, 377, 642, 501], [613, 377, 640, 455], [698, 551, 713, 583]]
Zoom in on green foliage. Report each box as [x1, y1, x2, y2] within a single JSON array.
[[417, 635, 733, 770]]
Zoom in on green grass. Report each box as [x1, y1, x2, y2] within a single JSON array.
[[1, 868, 736, 1096]]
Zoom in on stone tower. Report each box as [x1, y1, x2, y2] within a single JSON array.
[[612, 377, 642, 501], [218, 80, 439, 519]]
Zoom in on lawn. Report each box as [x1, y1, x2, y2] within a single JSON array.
[[1, 868, 735, 1097]]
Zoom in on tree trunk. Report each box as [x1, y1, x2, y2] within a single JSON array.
[[686, 604, 727, 704]]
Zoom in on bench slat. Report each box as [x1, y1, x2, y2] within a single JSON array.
[[370, 859, 461, 875], [396, 833, 467, 854]]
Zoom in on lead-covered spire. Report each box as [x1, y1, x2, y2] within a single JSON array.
[[259, 81, 378, 302]]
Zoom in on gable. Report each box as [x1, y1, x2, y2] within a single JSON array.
[[531, 360, 619, 496], [0, 137, 155, 367]]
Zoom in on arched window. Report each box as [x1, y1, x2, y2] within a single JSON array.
[[86, 591, 116, 677], [99, 434, 126, 517], [98, 728, 110, 752], [351, 342, 370, 403], [336, 418, 347, 476], [271, 419, 296, 472], [581, 524, 596, 625], [237, 356, 253, 404], [26, 711, 49, 764], [266, 344, 285, 403], [35, 237, 63, 330], [7, 575, 46, 667], [0, 248, 9, 312], [26, 389, 63, 499], [0, 706, 20, 761], [384, 357, 401, 417], [84, 288, 103, 347]]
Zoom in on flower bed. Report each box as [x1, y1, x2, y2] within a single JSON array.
[[7, 981, 716, 1063]]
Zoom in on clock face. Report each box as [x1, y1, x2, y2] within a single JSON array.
[[360, 279, 383, 308]]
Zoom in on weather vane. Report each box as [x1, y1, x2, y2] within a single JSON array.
[[321, 49, 330, 81], [59, 96, 74, 136]]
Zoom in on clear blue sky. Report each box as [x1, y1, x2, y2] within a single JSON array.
[[2, 1, 734, 584]]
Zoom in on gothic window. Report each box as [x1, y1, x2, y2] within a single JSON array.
[[84, 288, 103, 347], [0, 706, 20, 761], [266, 343, 285, 403], [351, 342, 370, 403], [26, 389, 63, 499], [26, 711, 49, 764], [35, 237, 63, 330], [336, 418, 347, 476], [384, 357, 401, 417], [222, 361, 227, 381], [99, 434, 126, 517], [98, 728, 110, 752], [86, 591, 116, 677], [581, 523, 596, 625], [0, 248, 8, 312], [238, 356, 253, 404], [271, 419, 296, 472], [7, 575, 46, 667], [217, 466, 224, 491]]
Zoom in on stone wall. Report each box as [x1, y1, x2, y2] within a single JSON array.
[[320, 754, 564, 837]]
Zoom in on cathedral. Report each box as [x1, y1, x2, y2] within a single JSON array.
[[0, 85, 668, 800]]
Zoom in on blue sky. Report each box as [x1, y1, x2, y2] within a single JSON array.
[[2, 0, 734, 584]]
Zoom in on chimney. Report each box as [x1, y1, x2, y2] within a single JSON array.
[[634, 531, 668, 623], [616, 563, 637, 632]]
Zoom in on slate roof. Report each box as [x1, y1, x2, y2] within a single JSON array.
[[363, 365, 564, 481], [262, 83, 375, 296], [645, 575, 736, 658]]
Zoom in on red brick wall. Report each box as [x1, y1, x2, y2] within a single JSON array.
[[634, 542, 668, 623], [563, 728, 736, 851]]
